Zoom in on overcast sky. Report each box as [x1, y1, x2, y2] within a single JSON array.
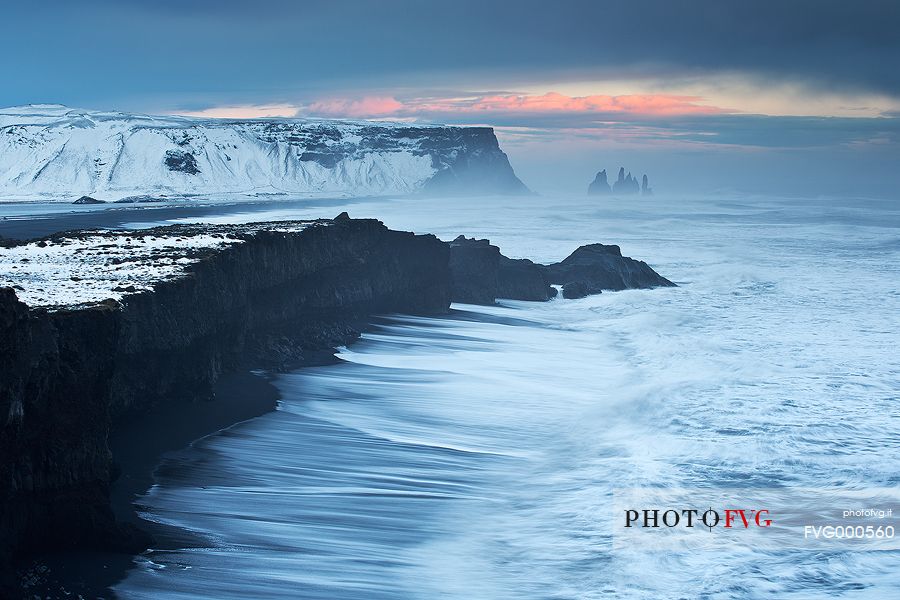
[[4, 0, 899, 196]]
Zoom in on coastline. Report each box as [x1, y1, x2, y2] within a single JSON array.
[[0, 196, 363, 241], [109, 370, 282, 534], [1, 217, 454, 598], [1, 212, 673, 598]]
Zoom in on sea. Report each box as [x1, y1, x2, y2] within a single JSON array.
[[11, 193, 899, 598]]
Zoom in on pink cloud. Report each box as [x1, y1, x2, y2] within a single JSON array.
[[420, 92, 726, 115], [174, 104, 301, 119], [301, 92, 726, 119], [305, 96, 404, 118]]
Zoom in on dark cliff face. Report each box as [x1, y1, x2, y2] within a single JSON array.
[[0, 218, 450, 591], [448, 236, 502, 304], [0, 292, 139, 594], [164, 149, 201, 174], [497, 256, 558, 301], [448, 236, 555, 304], [107, 219, 450, 415]]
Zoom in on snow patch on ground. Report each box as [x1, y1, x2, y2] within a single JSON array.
[[0, 221, 317, 308]]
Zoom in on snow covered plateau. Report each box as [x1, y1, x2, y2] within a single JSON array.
[[0, 105, 528, 202]]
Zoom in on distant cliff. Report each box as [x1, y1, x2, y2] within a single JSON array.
[[0, 105, 529, 200]]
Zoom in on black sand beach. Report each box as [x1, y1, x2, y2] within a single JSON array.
[[18, 371, 281, 599], [0, 196, 357, 241]]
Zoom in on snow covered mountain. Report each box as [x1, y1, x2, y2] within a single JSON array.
[[0, 105, 529, 201]]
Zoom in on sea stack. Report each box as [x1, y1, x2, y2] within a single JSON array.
[[588, 169, 612, 195], [612, 167, 640, 195], [641, 174, 652, 196], [590, 167, 649, 196]]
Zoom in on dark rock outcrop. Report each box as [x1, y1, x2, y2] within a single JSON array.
[[164, 149, 201, 174], [73, 196, 105, 204], [448, 236, 555, 304], [448, 236, 501, 304], [587, 169, 612, 195], [448, 236, 672, 304], [561, 280, 601, 300], [498, 256, 558, 301], [543, 243, 675, 295], [0, 217, 450, 592]]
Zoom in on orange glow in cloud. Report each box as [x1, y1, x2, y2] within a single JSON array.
[[302, 92, 726, 118]]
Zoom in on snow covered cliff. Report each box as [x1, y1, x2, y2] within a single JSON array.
[[0, 105, 529, 201]]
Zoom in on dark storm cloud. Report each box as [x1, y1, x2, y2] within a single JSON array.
[[664, 115, 900, 148], [2, 0, 899, 108]]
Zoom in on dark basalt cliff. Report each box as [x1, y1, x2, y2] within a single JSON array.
[[0, 217, 450, 593], [449, 236, 556, 303]]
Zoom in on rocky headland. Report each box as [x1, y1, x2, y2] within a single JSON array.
[[543, 243, 674, 298]]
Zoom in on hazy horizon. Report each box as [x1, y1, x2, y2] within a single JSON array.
[[3, 0, 899, 198]]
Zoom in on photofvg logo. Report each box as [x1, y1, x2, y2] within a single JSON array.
[[613, 488, 900, 551], [625, 507, 772, 530]]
